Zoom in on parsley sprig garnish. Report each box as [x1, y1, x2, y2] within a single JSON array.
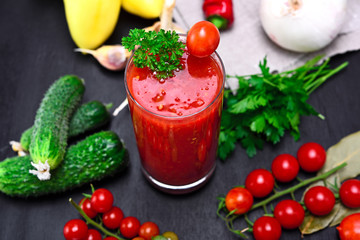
[[122, 29, 185, 80], [218, 55, 348, 160]]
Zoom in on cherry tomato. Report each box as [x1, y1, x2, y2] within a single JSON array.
[[132, 237, 146, 240], [86, 229, 102, 240], [274, 199, 305, 229], [245, 169, 274, 198], [162, 231, 179, 240], [339, 179, 360, 208], [120, 216, 141, 239], [79, 198, 97, 219], [90, 188, 114, 213], [337, 213, 360, 240], [225, 187, 253, 215], [139, 222, 160, 240], [271, 154, 299, 182], [186, 21, 220, 58], [102, 206, 124, 229], [297, 142, 326, 172], [63, 219, 88, 240], [253, 216, 282, 240], [304, 186, 335, 216]]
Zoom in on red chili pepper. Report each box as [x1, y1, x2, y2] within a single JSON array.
[[202, 0, 234, 30]]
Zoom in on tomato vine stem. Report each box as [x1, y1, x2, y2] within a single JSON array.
[[69, 198, 125, 240], [250, 162, 346, 210]]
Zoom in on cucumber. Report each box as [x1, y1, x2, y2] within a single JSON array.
[[19, 101, 111, 152], [0, 131, 127, 197], [29, 75, 85, 175]]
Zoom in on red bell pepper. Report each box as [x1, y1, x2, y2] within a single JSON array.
[[202, 0, 234, 30]]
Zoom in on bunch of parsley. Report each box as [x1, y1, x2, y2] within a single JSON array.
[[122, 29, 185, 80], [218, 56, 348, 160]]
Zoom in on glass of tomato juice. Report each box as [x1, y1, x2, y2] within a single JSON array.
[[124, 34, 225, 194]]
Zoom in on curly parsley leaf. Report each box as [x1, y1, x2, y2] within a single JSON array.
[[218, 56, 348, 160], [122, 29, 185, 80]]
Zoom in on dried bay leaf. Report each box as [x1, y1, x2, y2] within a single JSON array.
[[300, 203, 341, 235], [300, 131, 360, 234], [330, 205, 360, 227], [321, 131, 360, 181]]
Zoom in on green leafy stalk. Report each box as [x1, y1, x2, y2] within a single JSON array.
[[122, 29, 185, 80], [218, 56, 348, 159], [217, 162, 347, 238], [69, 198, 125, 240]]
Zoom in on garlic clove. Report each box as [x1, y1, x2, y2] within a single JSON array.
[[75, 45, 132, 71]]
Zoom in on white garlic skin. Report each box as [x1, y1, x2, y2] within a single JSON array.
[[260, 0, 348, 53]]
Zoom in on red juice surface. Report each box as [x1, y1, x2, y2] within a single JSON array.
[[126, 50, 224, 187]]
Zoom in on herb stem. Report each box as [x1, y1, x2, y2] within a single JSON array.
[[305, 62, 348, 94], [69, 198, 125, 240]]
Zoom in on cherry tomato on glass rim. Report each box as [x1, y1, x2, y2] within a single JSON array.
[[139, 222, 160, 240], [297, 142, 326, 172], [271, 153, 299, 182], [274, 199, 305, 229], [225, 187, 253, 215], [337, 213, 360, 240], [86, 229, 102, 240], [79, 198, 97, 219], [245, 169, 274, 198], [186, 21, 220, 58], [339, 179, 360, 208], [253, 216, 282, 240], [102, 206, 124, 229], [304, 186, 335, 216], [120, 216, 141, 239], [63, 219, 88, 240], [90, 188, 114, 213]]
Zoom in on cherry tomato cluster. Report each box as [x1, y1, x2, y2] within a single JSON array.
[[223, 142, 360, 240], [63, 188, 178, 240]]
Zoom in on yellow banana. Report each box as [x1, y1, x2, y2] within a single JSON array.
[[122, 0, 164, 19], [64, 0, 121, 50]]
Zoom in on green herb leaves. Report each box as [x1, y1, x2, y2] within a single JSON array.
[[122, 29, 185, 80], [218, 56, 348, 160]]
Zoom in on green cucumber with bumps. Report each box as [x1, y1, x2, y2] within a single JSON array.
[[29, 75, 85, 174], [19, 100, 111, 152], [0, 131, 127, 197]]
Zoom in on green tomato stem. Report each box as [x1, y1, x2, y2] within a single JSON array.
[[250, 162, 347, 211], [69, 198, 125, 240]]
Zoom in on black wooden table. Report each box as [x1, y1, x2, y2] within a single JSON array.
[[1, 0, 359, 239]]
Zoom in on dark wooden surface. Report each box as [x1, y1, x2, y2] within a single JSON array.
[[1, 0, 359, 239]]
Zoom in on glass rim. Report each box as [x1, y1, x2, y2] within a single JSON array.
[[124, 33, 226, 119]]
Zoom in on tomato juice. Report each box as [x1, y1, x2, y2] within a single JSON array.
[[125, 47, 224, 194]]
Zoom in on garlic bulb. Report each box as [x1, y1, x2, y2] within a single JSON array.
[[260, 0, 348, 52]]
